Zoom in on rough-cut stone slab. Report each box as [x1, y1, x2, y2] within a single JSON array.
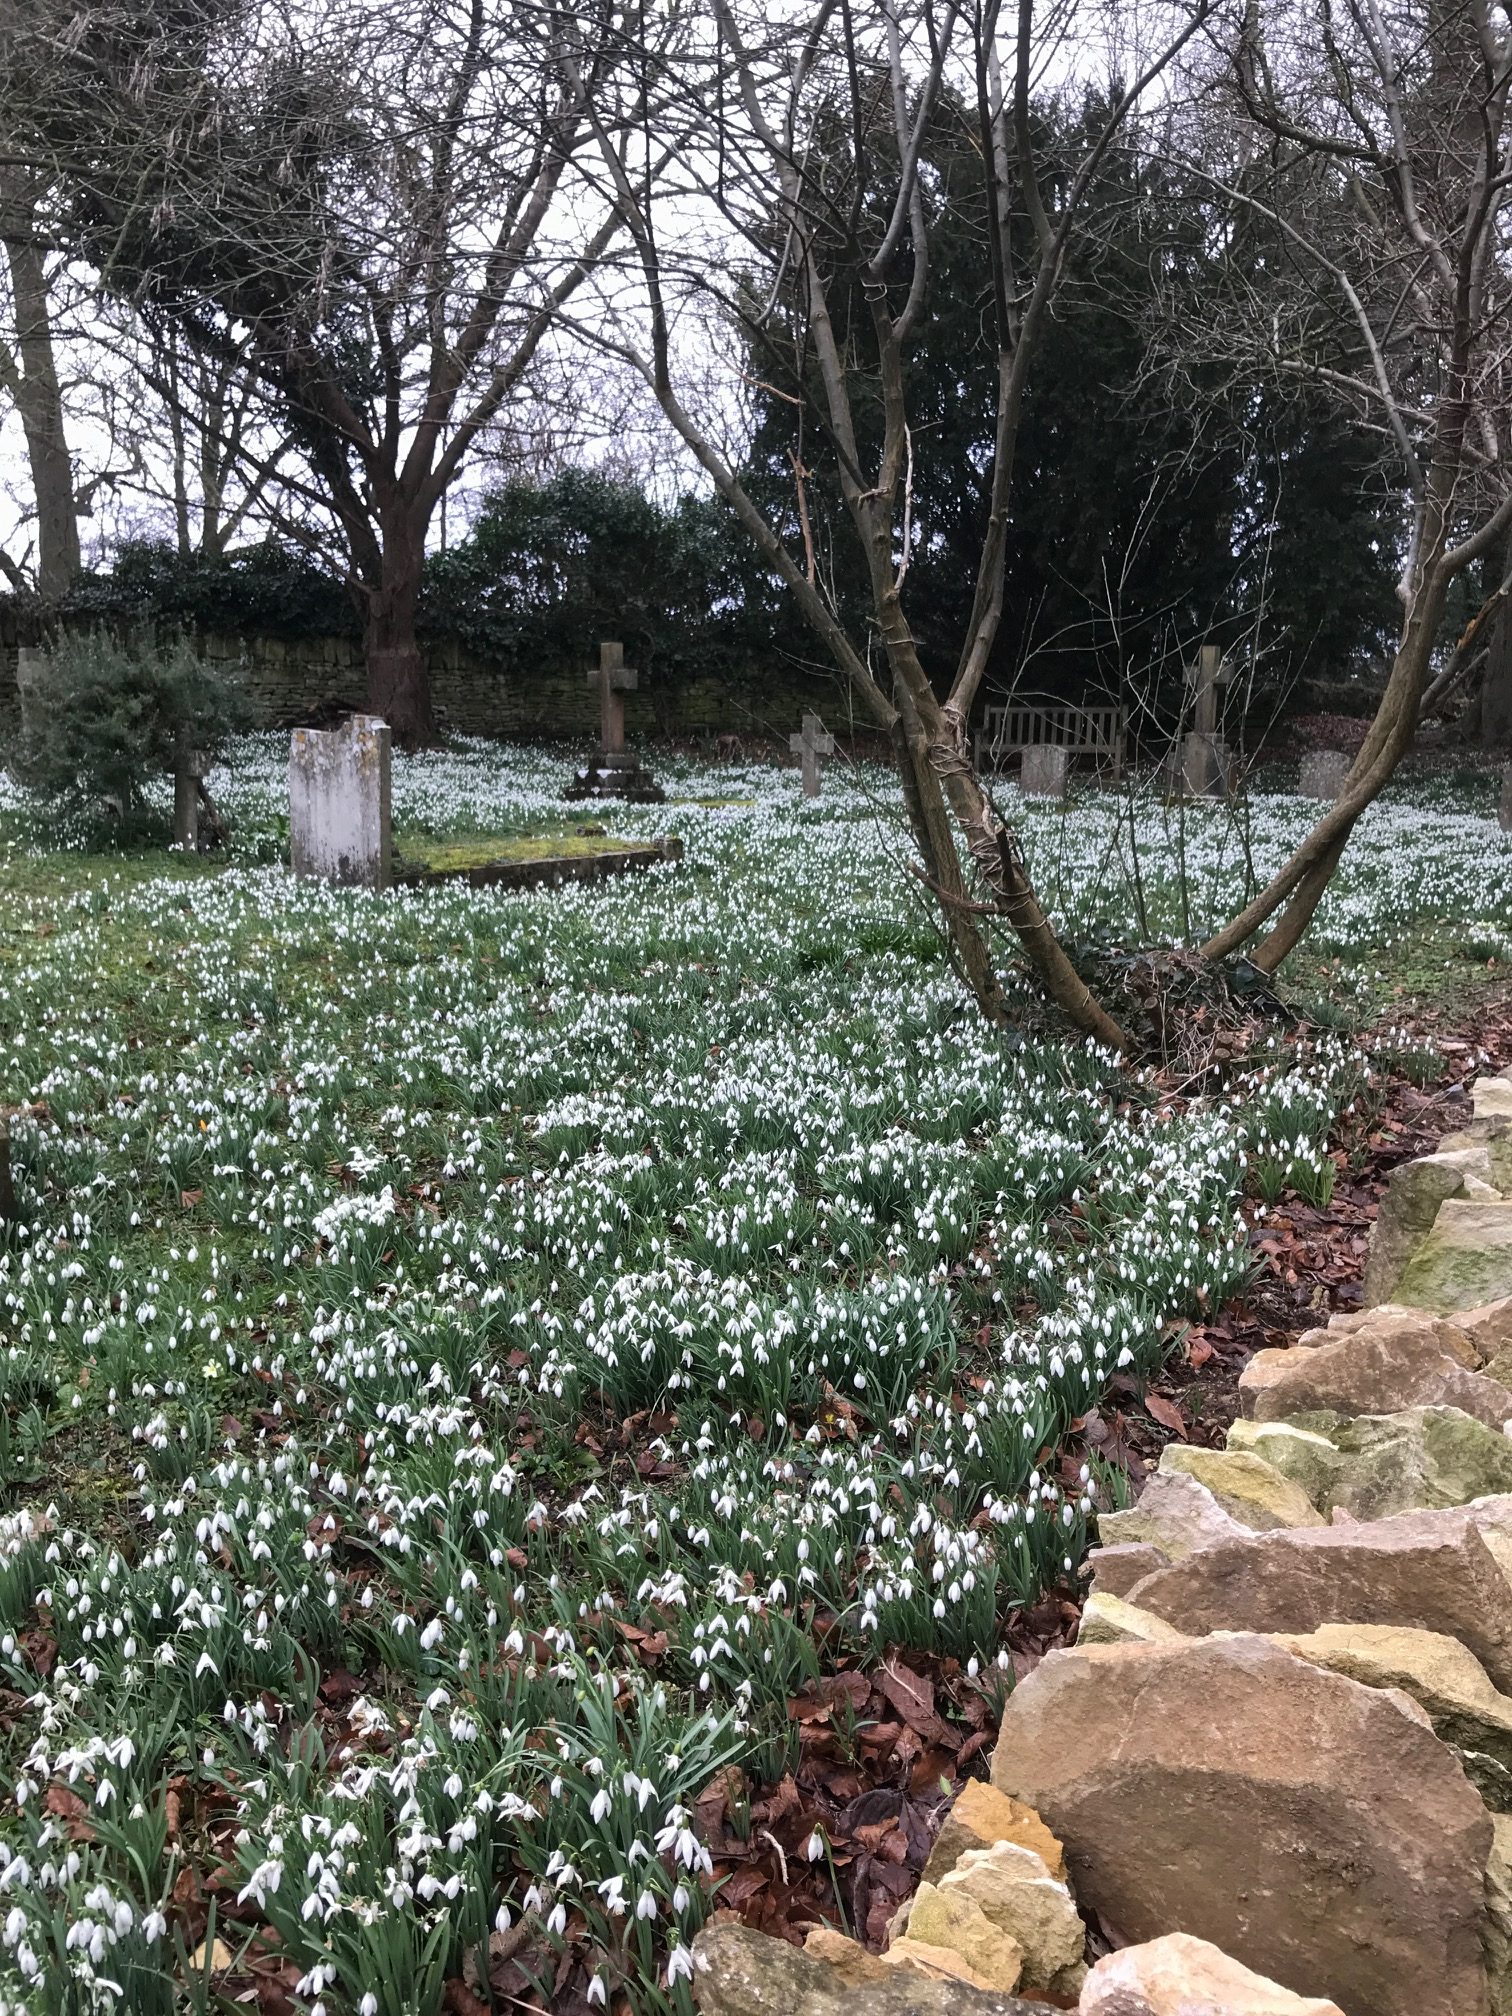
[[1394, 1199, 1512, 1315], [1080, 1933, 1346, 2015], [940, 1843, 1085, 1992], [921, 1779, 1066, 1886], [1486, 1813, 1512, 2016], [1239, 1321, 1512, 1429], [1264, 1622, 1512, 1810], [991, 1636, 1493, 2016], [1097, 1468, 1253, 1560], [1224, 1421, 1344, 1508], [1123, 1501, 1512, 1690], [1157, 1444, 1322, 1530], [694, 1923, 1042, 2013], [906, 1885, 1024, 1991], [1304, 1305, 1480, 1365], [1232, 1407, 1512, 1520], [1085, 1542, 1169, 1599], [1077, 1592, 1187, 1646], [1475, 1076, 1512, 1121], [1364, 1150, 1501, 1306]]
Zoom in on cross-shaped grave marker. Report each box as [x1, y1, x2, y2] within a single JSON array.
[[588, 640, 636, 761], [789, 712, 835, 798], [564, 640, 666, 803]]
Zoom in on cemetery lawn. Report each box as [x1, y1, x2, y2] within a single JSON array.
[[0, 739, 1508, 2013]]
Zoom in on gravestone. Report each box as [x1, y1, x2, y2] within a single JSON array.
[[1300, 750, 1351, 802], [565, 641, 665, 804], [789, 712, 835, 798], [1181, 644, 1233, 800], [1500, 766, 1512, 833], [173, 744, 208, 852], [289, 714, 392, 889], [1021, 744, 1069, 799]]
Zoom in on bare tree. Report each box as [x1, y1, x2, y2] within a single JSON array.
[[583, 0, 1218, 1051], [4, 0, 636, 743], [0, 165, 80, 596], [1182, 0, 1512, 967]]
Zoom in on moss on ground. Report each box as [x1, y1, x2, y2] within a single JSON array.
[[393, 830, 654, 872]]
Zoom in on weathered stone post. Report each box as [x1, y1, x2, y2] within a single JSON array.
[[289, 714, 392, 889], [1299, 751, 1351, 801], [173, 745, 208, 851], [1021, 745, 1070, 799]]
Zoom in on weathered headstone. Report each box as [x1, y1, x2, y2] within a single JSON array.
[[565, 641, 665, 804], [789, 712, 835, 798], [289, 714, 392, 889], [173, 744, 208, 852], [1020, 744, 1068, 799], [1299, 750, 1351, 801], [1180, 644, 1232, 799], [1500, 765, 1512, 833]]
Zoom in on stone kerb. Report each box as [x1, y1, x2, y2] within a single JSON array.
[[289, 714, 392, 889]]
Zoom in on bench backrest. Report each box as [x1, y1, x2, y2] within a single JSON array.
[[980, 700, 1126, 755]]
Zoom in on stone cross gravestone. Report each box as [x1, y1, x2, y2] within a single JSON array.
[[1299, 750, 1352, 802], [565, 642, 665, 803], [1021, 744, 1069, 799], [789, 712, 835, 798], [289, 714, 392, 889], [173, 743, 209, 852]]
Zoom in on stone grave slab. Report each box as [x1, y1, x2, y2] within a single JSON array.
[[289, 714, 392, 889]]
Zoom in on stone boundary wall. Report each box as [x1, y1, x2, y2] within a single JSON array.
[[0, 607, 853, 744]]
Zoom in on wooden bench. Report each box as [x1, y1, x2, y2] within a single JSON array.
[[977, 697, 1126, 781]]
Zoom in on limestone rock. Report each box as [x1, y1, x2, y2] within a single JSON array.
[[1307, 1305, 1480, 1364], [1076, 1592, 1186, 1647], [1475, 1076, 1512, 1121], [905, 1885, 1025, 1992], [941, 1843, 1084, 1992], [1079, 1933, 1346, 2016], [1263, 1621, 1512, 1810], [1457, 1297, 1512, 1363], [991, 1635, 1493, 2016], [693, 1922, 1041, 2014], [1157, 1444, 1322, 1530], [1364, 1150, 1502, 1305], [1238, 1321, 1512, 1430], [1122, 1500, 1512, 1690], [1323, 1408, 1512, 1519], [1233, 1407, 1512, 1520], [878, 1941, 1001, 1991], [1224, 1421, 1345, 1508], [921, 1778, 1066, 1886], [1485, 1813, 1512, 2016], [804, 1930, 889, 1982], [1097, 1469, 1253, 1560], [1085, 1543, 1169, 1599], [1394, 1199, 1512, 1316]]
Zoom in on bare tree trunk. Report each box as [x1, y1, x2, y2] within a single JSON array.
[[360, 514, 435, 749], [1, 193, 79, 598], [891, 683, 1008, 1022], [1480, 539, 1512, 751]]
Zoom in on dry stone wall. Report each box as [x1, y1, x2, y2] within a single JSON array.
[[0, 613, 848, 743]]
